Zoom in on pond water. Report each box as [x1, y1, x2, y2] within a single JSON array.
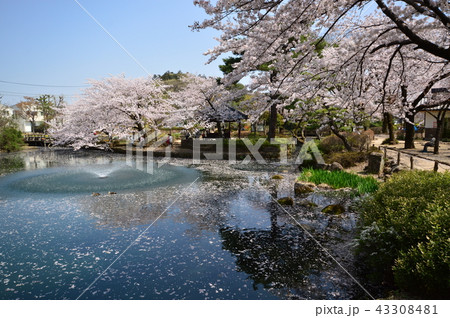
[[0, 149, 368, 299]]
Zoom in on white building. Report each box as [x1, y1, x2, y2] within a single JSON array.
[[11, 105, 45, 133], [419, 88, 450, 139], [0, 103, 14, 117]]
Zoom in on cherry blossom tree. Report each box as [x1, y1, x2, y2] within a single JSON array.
[[170, 73, 248, 135], [322, 12, 449, 148], [192, 0, 449, 146], [193, 1, 449, 73], [51, 75, 175, 150]]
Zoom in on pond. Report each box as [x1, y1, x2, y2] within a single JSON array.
[[0, 149, 369, 299]]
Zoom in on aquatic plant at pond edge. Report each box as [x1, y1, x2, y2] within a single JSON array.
[[298, 168, 379, 195]]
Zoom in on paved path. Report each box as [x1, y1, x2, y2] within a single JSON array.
[[372, 134, 450, 172]]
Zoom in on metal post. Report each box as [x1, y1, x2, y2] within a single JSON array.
[[410, 156, 414, 170], [397, 151, 401, 165], [434, 161, 439, 172]]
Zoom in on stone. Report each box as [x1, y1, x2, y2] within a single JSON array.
[[316, 163, 330, 170], [328, 162, 344, 171], [272, 175, 284, 180], [277, 197, 294, 206], [322, 204, 345, 215], [299, 160, 328, 171], [391, 165, 401, 173], [92, 192, 101, 196], [366, 152, 385, 175], [108, 191, 117, 195], [294, 181, 315, 195], [297, 200, 318, 208], [317, 183, 333, 190]]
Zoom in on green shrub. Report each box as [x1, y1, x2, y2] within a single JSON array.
[[348, 130, 373, 151], [223, 137, 279, 151], [324, 151, 368, 168], [396, 131, 405, 140], [381, 137, 399, 145], [370, 126, 383, 134], [357, 171, 450, 298], [318, 135, 345, 154], [298, 168, 379, 195], [0, 127, 24, 152], [319, 132, 371, 154]]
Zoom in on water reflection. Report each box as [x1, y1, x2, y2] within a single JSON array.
[[0, 156, 25, 174], [80, 192, 173, 228], [220, 225, 324, 293], [0, 149, 364, 299], [219, 196, 334, 299]]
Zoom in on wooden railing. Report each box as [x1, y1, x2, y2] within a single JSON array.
[[23, 133, 52, 146], [382, 146, 450, 172]]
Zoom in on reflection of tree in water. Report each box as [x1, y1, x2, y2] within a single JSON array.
[[220, 199, 355, 299], [0, 156, 25, 174], [80, 190, 176, 228], [172, 181, 237, 237], [220, 225, 325, 289], [17, 149, 118, 171], [173, 174, 274, 237]]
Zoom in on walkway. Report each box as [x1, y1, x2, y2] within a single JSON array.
[[372, 134, 450, 172]]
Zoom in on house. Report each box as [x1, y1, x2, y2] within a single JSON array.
[[0, 103, 46, 132], [11, 104, 45, 133], [422, 107, 450, 139], [419, 88, 450, 139], [0, 103, 13, 117]]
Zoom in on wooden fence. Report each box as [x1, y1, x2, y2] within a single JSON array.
[[382, 146, 450, 172], [23, 133, 51, 146]]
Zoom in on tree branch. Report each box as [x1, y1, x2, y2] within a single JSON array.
[[375, 0, 450, 60], [413, 69, 450, 109]]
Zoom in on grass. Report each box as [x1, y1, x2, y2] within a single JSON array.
[[298, 168, 379, 195]]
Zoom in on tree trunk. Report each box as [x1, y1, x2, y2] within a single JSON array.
[[434, 125, 441, 154], [330, 126, 352, 152], [268, 104, 277, 139], [434, 109, 447, 154], [402, 85, 415, 149], [217, 121, 223, 137], [383, 112, 397, 144], [404, 112, 416, 149], [238, 121, 242, 139], [388, 114, 396, 143], [382, 112, 388, 134], [300, 127, 306, 142]]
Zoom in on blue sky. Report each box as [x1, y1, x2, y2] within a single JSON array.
[[0, 0, 223, 105]]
